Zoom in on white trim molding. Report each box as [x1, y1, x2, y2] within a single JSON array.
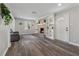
[[69, 42, 79, 47]]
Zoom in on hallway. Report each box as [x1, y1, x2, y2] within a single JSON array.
[[6, 34, 79, 56]]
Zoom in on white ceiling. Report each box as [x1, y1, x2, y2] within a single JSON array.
[[6, 3, 79, 20]]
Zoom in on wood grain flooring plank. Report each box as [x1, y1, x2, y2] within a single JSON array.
[[6, 33, 79, 56]]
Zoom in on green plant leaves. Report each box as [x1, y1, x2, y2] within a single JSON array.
[[0, 3, 12, 25], [4, 14, 12, 25]]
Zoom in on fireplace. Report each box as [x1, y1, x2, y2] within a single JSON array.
[[40, 28, 44, 33]]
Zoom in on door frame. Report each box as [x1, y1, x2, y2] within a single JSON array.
[[55, 12, 69, 43]]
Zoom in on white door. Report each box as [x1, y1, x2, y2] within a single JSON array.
[[56, 12, 69, 42]]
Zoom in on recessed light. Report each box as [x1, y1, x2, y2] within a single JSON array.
[[58, 3, 62, 6]]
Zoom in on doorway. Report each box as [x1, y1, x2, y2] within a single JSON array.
[[55, 12, 69, 42]]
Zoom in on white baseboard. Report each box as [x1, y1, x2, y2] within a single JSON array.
[[45, 35, 54, 40], [69, 42, 79, 47], [53, 37, 79, 47], [2, 43, 11, 56], [61, 39, 79, 47], [55, 39, 79, 47], [2, 46, 9, 56]]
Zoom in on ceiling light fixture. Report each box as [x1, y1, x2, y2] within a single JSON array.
[[58, 3, 62, 6]]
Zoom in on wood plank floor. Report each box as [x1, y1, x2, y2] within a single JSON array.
[[6, 33, 79, 56]]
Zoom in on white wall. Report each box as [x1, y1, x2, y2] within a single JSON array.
[[0, 15, 15, 56], [15, 19, 25, 34], [69, 6, 79, 44], [0, 15, 10, 56], [15, 18, 38, 35], [0, 5, 15, 55], [55, 6, 79, 45], [9, 14, 15, 31]]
